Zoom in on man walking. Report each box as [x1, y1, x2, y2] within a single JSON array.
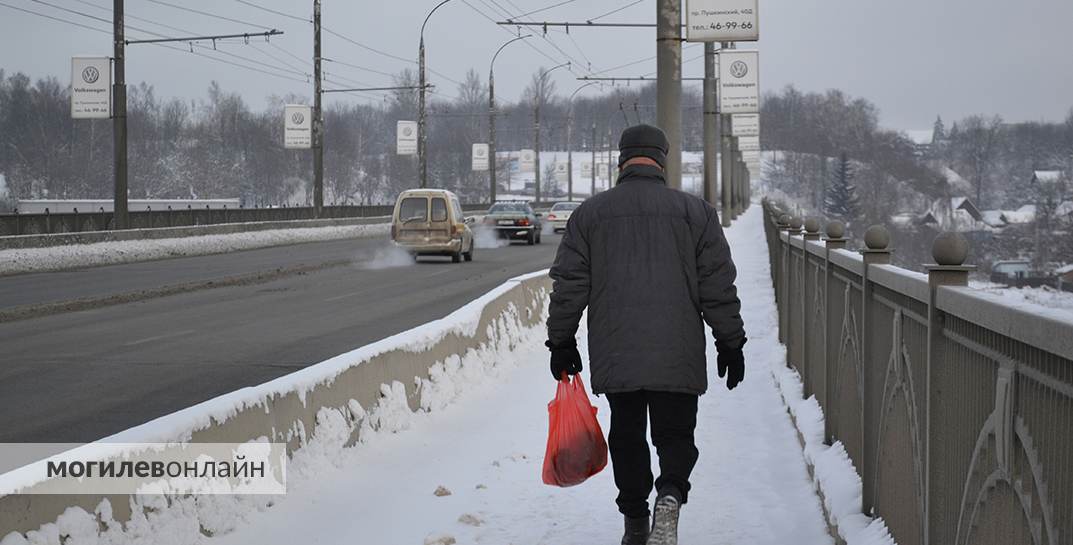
[[545, 124, 747, 545]]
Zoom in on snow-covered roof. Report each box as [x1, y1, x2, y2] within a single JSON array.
[[905, 130, 934, 146], [1001, 204, 1037, 224], [1056, 201, 1073, 217], [919, 197, 990, 231], [1056, 264, 1073, 275], [942, 167, 972, 194], [980, 210, 1007, 227], [1033, 170, 1065, 183]]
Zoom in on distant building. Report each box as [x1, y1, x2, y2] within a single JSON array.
[[916, 197, 991, 232], [991, 260, 1032, 282], [1032, 170, 1067, 185], [904, 130, 934, 157]]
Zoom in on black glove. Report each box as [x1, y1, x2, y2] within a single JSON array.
[[545, 340, 583, 381], [716, 337, 747, 390]]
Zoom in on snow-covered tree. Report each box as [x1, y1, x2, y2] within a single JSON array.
[[824, 153, 860, 225]]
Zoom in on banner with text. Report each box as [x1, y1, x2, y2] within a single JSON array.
[[519, 149, 536, 173], [71, 57, 111, 119], [732, 113, 760, 137], [685, 0, 759, 42], [396, 121, 417, 155], [718, 50, 759, 114], [472, 143, 489, 171], [283, 105, 312, 150]]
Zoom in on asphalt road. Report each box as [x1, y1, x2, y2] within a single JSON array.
[[0, 233, 560, 443]]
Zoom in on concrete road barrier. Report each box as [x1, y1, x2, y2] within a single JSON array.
[[0, 270, 552, 540]]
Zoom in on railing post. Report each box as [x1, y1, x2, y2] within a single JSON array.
[[822, 221, 847, 443], [860, 224, 891, 513], [923, 232, 973, 545], [777, 214, 793, 344], [786, 216, 803, 369], [801, 217, 822, 395]]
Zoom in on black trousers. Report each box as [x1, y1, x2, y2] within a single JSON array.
[[606, 390, 700, 519]]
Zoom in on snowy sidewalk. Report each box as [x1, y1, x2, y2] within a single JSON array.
[[216, 204, 833, 545]]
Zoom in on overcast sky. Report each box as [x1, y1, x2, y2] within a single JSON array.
[[2, 0, 1072, 131]]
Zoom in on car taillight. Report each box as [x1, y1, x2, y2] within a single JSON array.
[[516, 218, 530, 226], [452, 224, 460, 236], [548, 214, 557, 220]]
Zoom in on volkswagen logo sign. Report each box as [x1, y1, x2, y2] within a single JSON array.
[[475, 147, 486, 157], [403, 126, 414, 137], [291, 112, 305, 125], [81, 66, 100, 84], [730, 60, 749, 79]]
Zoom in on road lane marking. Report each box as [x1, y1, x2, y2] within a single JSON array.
[[123, 329, 196, 347]]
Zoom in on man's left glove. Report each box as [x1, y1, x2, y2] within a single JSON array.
[[545, 339, 583, 381], [716, 336, 747, 390]]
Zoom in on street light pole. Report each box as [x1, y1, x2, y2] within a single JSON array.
[[312, 0, 323, 215], [567, 82, 598, 202], [703, 42, 718, 206], [418, 0, 454, 189], [534, 62, 569, 204], [489, 35, 529, 205]]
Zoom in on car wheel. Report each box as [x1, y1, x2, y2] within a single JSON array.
[[527, 230, 536, 245], [536, 230, 542, 244], [452, 251, 462, 263], [463, 241, 474, 262]]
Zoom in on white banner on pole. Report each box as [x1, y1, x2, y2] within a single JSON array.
[[581, 161, 592, 178], [718, 50, 759, 114], [597, 163, 609, 178], [472, 143, 489, 171], [732, 113, 760, 137], [738, 136, 761, 152], [519, 149, 536, 173], [283, 105, 312, 149], [554, 162, 568, 178], [71, 57, 111, 119], [685, 0, 759, 42], [396, 121, 417, 155]]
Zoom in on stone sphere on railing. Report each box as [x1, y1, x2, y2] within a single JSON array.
[[864, 225, 890, 250], [825, 221, 845, 239], [789, 216, 803, 230], [804, 217, 821, 234], [932, 232, 969, 266], [779, 213, 792, 226]]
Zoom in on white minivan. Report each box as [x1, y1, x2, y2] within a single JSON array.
[[390, 189, 475, 263]]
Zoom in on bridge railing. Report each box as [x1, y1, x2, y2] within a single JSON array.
[[761, 199, 1073, 545], [0, 203, 491, 237]]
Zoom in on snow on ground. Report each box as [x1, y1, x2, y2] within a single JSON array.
[[211, 204, 835, 545], [968, 282, 1073, 322], [0, 223, 389, 276]]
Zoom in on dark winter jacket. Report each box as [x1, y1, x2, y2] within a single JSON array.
[[546, 164, 745, 395]]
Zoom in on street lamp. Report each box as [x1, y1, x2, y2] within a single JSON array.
[[533, 61, 569, 203], [566, 82, 599, 201], [489, 34, 530, 204], [418, 0, 455, 188]]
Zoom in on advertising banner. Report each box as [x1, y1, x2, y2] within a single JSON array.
[[396, 121, 417, 155], [685, 0, 759, 42], [472, 143, 489, 171], [284, 105, 312, 150], [71, 57, 111, 119], [718, 50, 759, 114]]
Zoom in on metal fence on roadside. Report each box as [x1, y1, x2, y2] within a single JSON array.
[[0, 203, 491, 237], [762, 199, 1073, 545]]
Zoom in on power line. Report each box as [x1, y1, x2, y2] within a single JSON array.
[[248, 43, 310, 76], [144, 0, 274, 30], [512, 0, 577, 20], [69, 0, 198, 36], [322, 58, 398, 79], [233, 0, 309, 23], [587, 0, 644, 23], [0, 1, 110, 35]]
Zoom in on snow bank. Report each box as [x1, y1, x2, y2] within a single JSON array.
[[967, 282, 1073, 322], [0, 269, 552, 543], [0, 223, 390, 276], [771, 359, 897, 545]]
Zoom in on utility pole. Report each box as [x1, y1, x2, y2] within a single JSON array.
[[719, 41, 733, 227], [112, 0, 128, 229], [566, 114, 572, 201], [703, 42, 718, 206], [312, 0, 323, 216], [488, 70, 497, 204], [656, 0, 682, 190], [590, 122, 596, 196], [534, 100, 542, 203]]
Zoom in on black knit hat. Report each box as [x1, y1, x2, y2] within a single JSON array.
[[618, 124, 669, 169]]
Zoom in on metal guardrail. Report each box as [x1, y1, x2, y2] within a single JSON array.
[[762, 199, 1073, 545], [0, 203, 491, 237]]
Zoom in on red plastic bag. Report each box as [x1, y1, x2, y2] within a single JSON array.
[[542, 374, 608, 487]]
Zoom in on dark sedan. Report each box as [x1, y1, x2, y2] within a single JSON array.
[[482, 201, 542, 245]]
